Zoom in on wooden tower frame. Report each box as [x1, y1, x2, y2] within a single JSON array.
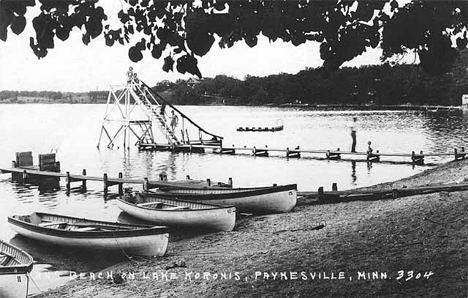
[[97, 81, 155, 149]]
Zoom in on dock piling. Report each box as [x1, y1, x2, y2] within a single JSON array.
[[143, 178, 149, 191], [118, 172, 123, 195], [22, 170, 28, 185], [286, 146, 301, 158], [103, 173, 108, 195], [455, 148, 466, 161], [326, 148, 341, 160], [318, 187, 324, 202], [66, 171, 71, 190], [411, 151, 425, 165], [252, 146, 269, 157], [82, 169, 87, 191], [367, 149, 380, 162]]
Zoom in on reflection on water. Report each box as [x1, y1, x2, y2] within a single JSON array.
[[0, 104, 467, 293]]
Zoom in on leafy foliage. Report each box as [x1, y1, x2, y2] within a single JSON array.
[[0, 0, 467, 77]]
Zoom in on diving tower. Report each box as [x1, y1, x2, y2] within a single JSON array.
[[97, 68, 223, 150]]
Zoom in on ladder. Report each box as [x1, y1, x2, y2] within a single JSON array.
[[129, 82, 179, 145]]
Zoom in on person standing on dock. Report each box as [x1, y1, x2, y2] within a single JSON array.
[[350, 117, 357, 153], [170, 110, 179, 134]]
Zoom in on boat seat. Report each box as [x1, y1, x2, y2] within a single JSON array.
[[0, 255, 13, 266], [73, 227, 98, 232], [165, 206, 190, 210], [38, 221, 67, 227], [137, 202, 162, 207]]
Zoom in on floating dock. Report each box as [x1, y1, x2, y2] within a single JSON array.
[[138, 143, 466, 165]]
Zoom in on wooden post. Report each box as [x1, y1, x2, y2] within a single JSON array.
[[185, 129, 190, 145], [143, 178, 149, 191], [455, 148, 466, 161], [22, 170, 27, 185], [103, 173, 108, 196], [81, 169, 87, 191], [318, 187, 324, 202], [11, 161, 18, 182], [180, 129, 185, 144], [118, 172, 123, 195], [66, 171, 71, 191], [332, 183, 338, 192]]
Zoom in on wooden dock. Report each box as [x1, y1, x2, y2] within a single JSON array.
[[0, 166, 232, 195], [297, 182, 468, 204], [0, 151, 232, 196], [138, 143, 466, 165]]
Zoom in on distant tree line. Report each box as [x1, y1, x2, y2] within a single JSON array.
[[0, 90, 66, 100], [154, 50, 468, 106]]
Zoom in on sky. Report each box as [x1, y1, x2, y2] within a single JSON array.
[[0, 3, 387, 93]]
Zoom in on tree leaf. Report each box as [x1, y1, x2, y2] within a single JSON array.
[[56, 25, 71, 41], [163, 55, 174, 72], [82, 32, 90, 45], [187, 32, 215, 56], [104, 33, 114, 46], [177, 54, 201, 78], [244, 35, 258, 48], [10, 15, 26, 35], [29, 37, 47, 58], [129, 46, 143, 62], [0, 7, 13, 41]]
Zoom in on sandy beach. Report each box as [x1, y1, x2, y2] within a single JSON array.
[[36, 158, 468, 298]]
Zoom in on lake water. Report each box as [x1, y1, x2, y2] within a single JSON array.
[[0, 104, 467, 295]]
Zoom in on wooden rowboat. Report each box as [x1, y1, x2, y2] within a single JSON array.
[[153, 184, 297, 214], [117, 194, 236, 232], [8, 212, 170, 257], [0, 240, 33, 298]]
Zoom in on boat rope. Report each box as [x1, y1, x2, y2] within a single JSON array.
[[110, 230, 147, 264], [29, 273, 48, 298], [423, 217, 457, 226]]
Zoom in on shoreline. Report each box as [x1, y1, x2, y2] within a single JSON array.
[[35, 158, 468, 297]]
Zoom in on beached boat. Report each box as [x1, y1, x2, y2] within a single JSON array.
[[8, 212, 169, 257], [152, 184, 297, 214], [117, 194, 236, 231], [0, 240, 34, 298]]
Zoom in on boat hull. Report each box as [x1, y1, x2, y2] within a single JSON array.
[[0, 240, 33, 298], [117, 196, 236, 232], [8, 213, 169, 257], [0, 275, 30, 298], [156, 184, 297, 214]]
